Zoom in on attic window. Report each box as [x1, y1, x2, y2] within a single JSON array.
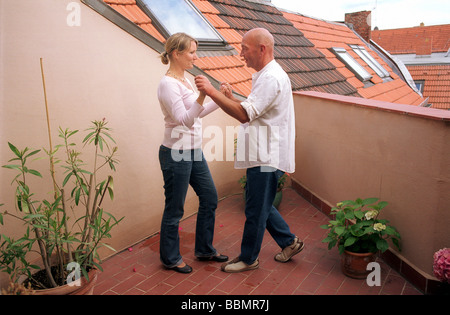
[[414, 80, 425, 94], [350, 45, 390, 79], [331, 47, 372, 82], [137, 0, 225, 47]]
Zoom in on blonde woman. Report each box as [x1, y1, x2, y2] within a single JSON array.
[[157, 33, 228, 273]]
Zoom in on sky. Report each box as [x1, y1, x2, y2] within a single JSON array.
[[270, 0, 450, 30]]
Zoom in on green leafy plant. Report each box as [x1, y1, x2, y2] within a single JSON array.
[[0, 119, 122, 289], [320, 198, 401, 254]]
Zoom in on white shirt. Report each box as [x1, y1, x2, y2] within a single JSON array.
[[235, 60, 296, 173], [158, 76, 219, 150]]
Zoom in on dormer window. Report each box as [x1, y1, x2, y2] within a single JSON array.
[[331, 47, 372, 82], [137, 0, 226, 48], [350, 45, 390, 79]]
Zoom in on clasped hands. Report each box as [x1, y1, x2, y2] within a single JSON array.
[[195, 75, 233, 99]]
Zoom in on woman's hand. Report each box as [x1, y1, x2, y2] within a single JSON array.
[[197, 91, 206, 106]]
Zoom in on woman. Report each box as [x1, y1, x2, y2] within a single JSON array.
[[157, 33, 228, 273]]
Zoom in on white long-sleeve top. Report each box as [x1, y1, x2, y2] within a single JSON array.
[[157, 76, 219, 150], [235, 60, 296, 173]]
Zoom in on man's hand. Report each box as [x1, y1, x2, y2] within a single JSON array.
[[195, 75, 216, 96]]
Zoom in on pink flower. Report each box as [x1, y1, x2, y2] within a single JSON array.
[[433, 248, 450, 284]]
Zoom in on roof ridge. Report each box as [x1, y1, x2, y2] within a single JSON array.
[[277, 7, 346, 28]]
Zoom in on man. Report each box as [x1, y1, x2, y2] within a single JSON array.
[[195, 28, 304, 273]]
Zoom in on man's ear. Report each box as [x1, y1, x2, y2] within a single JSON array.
[[259, 44, 266, 55]]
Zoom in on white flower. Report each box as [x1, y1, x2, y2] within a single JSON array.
[[365, 210, 379, 220], [373, 223, 386, 231]]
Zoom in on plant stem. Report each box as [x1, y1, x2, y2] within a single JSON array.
[[40, 58, 65, 287], [60, 189, 72, 263], [27, 200, 58, 288]]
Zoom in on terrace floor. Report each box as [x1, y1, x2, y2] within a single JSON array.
[[93, 188, 423, 296]]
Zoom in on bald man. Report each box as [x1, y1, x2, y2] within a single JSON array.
[[195, 28, 303, 273]]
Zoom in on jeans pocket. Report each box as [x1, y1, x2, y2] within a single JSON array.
[[275, 169, 285, 182], [159, 145, 172, 171]]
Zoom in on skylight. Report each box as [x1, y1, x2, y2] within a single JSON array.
[[331, 47, 372, 82], [137, 0, 225, 46], [350, 45, 390, 79]]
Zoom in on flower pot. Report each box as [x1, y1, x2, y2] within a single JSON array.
[[32, 268, 98, 295], [341, 250, 377, 279]]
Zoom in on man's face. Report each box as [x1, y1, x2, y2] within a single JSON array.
[[240, 34, 260, 71]]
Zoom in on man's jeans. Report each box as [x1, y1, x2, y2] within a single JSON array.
[[239, 166, 295, 265], [159, 145, 218, 268]]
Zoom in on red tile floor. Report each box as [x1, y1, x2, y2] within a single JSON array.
[[94, 188, 422, 295]]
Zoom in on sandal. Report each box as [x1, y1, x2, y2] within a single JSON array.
[[274, 237, 305, 262], [221, 257, 259, 273]]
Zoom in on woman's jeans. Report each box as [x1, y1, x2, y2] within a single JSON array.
[[239, 166, 295, 265], [159, 145, 218, 268]]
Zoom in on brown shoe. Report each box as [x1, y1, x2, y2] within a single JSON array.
[[221, 257, 259, 273], [274, 237, 304, 262]]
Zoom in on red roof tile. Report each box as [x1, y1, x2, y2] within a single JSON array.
[[205, 0, 357, 95], [372, 24, 450, 54], [372, 24, 450, 109], [408, 65, 450, 109], [282, 11, 423, 106]]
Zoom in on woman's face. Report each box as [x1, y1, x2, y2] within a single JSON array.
[[175, 40, 198, 70]]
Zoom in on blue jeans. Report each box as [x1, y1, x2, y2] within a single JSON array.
[[159, 145, 218, 268], [239, 167, 295, 265]]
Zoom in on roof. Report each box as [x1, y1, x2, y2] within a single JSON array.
[[407, 65, 450, 110], [193, 0, 358, 97], [97, 0, 423, 106], [281, 11, 424, 106], [372, 24, 450, 55], [372, 24, 450, 109]]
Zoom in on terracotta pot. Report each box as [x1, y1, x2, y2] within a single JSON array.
[[32, 268, 98, 296], [341, 250, 377, 279]]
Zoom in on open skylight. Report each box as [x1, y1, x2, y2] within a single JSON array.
[[331, 47, 372, 82], [137, 0, 225, 47], [350, 45, 390, 79]]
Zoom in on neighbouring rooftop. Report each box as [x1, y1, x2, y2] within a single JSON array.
[[371, 24, 450, 110], [372, 24, 450, 55]]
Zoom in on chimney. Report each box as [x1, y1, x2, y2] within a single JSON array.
[[345, 11, 372, 42]]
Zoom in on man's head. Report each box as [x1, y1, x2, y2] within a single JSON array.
[[240, 28, 275, 72]]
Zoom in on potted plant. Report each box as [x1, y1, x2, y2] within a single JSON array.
[[432, 248, 450, 294], [320, 198, 401, 279], [239, 173, 288, 210], [0, 119, 123, 294]]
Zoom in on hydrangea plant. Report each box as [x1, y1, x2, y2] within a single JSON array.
[[321, 198, 401, 254], [433, 248, 450, 284]]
